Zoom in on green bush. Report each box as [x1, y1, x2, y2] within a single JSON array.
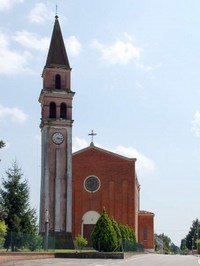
[[75, 234, 88, 251], [91, 208, 118, 252], [111, 218, 122, 250], [91, 208, 136, 252], [26, 234, 42, 251], [0, 220, 7, 248]]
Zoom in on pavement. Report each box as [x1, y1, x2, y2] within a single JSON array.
[[0, 257, 119, 266]]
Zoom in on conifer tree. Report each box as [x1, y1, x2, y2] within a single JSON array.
[[0, 161, 38, 251], [181, 219, 200, 251], [0, 140, 5, 163], [91, 207, 118, 252], [111, 217, 122, 249], [0, 140, 5, 149]]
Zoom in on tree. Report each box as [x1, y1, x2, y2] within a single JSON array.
[[0, 140, 5, 162], [156, 233, 171, 254], [196, 239, 200, 254], [91, 207, 118, 252], [0, 220, 7, 248], [0, 161, 38, 251], [111, 218, 122, 249], [170, 243, 180, 254], [118, 223, 136, 251], [181, 219, 200, 251], [0, 204, 7, 221], [0, 140, 5, 149]]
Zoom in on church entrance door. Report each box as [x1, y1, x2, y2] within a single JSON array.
[[82, 211, 100, 247], [83, 224, 95, 246]]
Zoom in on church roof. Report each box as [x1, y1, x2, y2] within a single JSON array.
[[45, 16, 70, 69], [73, 142, 137, 162], [139, 210, 155, 216]]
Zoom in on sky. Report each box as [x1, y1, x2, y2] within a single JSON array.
[[0, 0, 200, 247]]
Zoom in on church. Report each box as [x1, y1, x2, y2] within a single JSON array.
[[39, 16, 154, 251]]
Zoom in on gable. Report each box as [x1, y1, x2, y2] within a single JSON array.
[[72, 144, 137, 182], [73, 144, 136, 163]]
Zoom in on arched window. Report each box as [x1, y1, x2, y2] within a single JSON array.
[[55, 74, 61, 89], [60, 103, 67, 119], [49, 102, 56, 118]]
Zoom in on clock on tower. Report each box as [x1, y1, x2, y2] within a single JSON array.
[[39, 15, 75, 249]]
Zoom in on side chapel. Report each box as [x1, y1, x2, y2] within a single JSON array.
[[39, 16, 154, 251]]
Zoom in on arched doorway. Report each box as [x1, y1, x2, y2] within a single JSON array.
[[82, 211, 100, 246]]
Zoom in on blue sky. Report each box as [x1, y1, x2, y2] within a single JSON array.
[[1, 0, 200, 246]]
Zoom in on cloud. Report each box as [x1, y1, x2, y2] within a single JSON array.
[[91, 33, 161, 71], [0, 0, 23, 11], [191, 112, 200, 137], [91, 33, 142, 65], [0, 29, 81, 75], [13, 31, 49, 51], [72, 137, 88, 152], [135, 62, 162, 72], [114, 145, 156, 175], [0, 33, 31, 74], [0, 105, 28, 123], [13, 31, 81, 57], [28, 2, 54, 24], [65, 36, 82, 57]]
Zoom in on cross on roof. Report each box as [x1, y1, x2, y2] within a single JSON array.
[[55, 5, 58, 17], [88, 130, 97, 144]]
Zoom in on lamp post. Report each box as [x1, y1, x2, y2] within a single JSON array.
[[44, 209, 49, 251]]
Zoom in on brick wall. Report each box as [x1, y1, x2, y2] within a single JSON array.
[[0, 252, 55, 265], [138, 211, 154, 250], [72, 145, 138, 242]]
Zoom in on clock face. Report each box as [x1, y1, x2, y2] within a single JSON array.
[[52, 132, 64, 145]]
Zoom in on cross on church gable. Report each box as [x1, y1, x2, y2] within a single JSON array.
[[88, 130, 97, 144]]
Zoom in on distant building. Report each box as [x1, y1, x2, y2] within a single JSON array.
[[39, 16, 154, 251]]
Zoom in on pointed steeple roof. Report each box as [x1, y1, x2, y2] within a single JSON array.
[[45, 16, 70, 69]]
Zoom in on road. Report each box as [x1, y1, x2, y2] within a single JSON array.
[[3, 254, 200, 266]]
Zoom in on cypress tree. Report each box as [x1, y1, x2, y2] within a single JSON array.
[[91, 207, 118, 252], [111, 217, 122, 250]]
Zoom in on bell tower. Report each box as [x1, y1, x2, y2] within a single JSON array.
[[39, 16, 75, 248]]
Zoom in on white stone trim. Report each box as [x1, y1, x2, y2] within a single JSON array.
[[55, 148, 61, 232]]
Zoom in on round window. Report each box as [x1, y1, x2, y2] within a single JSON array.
[[84, 176, 101, 193]]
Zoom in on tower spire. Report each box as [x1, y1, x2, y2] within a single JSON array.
[[45, 16, 70, 69]]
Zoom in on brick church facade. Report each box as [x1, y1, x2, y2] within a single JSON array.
[[39, 16, 154, 251], [72, 143, 154, 250]]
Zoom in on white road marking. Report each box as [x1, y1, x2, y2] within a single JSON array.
[[198, 259, 200, 265]]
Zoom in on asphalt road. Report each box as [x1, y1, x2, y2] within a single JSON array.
[[3, 254, 200, 266]]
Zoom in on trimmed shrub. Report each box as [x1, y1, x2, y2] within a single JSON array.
[[91, 208, 118, 252], [111, 218, 122, 250]]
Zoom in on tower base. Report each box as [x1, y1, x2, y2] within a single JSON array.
[[54, 232, 74, 249], [42, 231, 74, 250]]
